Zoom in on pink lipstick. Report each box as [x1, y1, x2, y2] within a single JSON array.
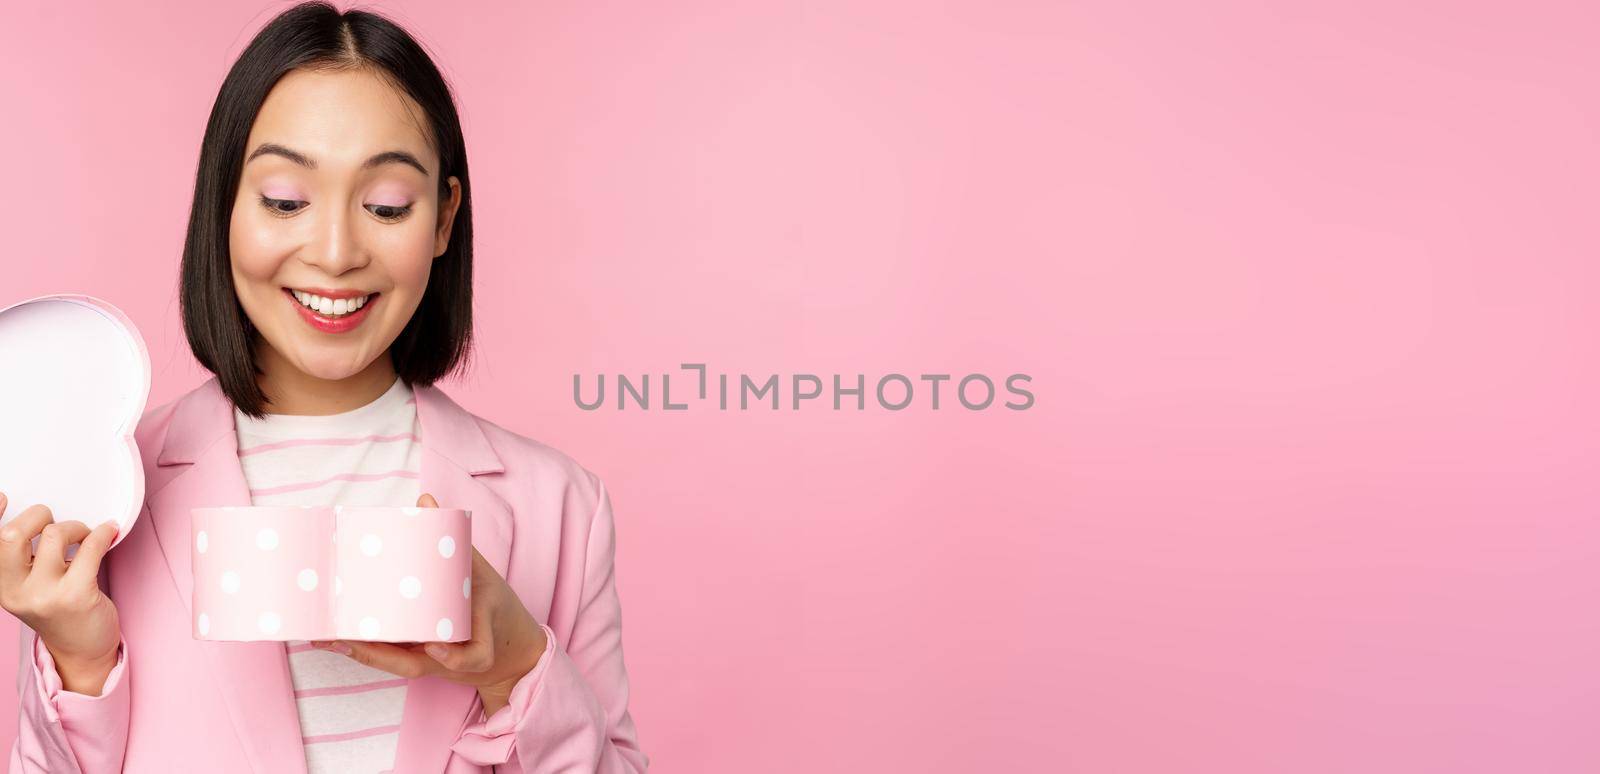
[[283, 287, 378, 334]]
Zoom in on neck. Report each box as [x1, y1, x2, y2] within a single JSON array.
[[253, 344, 398, 416]]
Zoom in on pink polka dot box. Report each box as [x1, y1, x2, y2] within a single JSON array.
[[191, 505, 472, 642]]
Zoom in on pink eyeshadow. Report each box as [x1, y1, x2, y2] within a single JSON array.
[[367, 187, 414, 207]]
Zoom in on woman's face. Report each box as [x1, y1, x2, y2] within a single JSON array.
[[230, 66, 461, 385]]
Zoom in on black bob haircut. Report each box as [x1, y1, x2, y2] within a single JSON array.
[[180, 1, 473, 418]]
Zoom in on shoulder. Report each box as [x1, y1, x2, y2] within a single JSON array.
[[133, 384, 193, 466], [475, 412, 606, 505], [135, 391, 182, 447], [130, 377, 247, 496], [421, 384, 610, 519], [452, 403, 623, 577]]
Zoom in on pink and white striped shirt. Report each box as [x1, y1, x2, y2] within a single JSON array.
[[233, 376, 421, 774]]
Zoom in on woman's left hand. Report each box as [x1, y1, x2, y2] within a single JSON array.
[[311, 493, 548, 717]]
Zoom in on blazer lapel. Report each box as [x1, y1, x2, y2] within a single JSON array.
[[392, 383, 514, 774], [148, 378, 515, 774], [147, 378, 307, 774]]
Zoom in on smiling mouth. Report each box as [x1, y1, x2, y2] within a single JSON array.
[[283, 288, 379, 318]]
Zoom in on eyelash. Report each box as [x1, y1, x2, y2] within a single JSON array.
[[257, 194, 413, 223]]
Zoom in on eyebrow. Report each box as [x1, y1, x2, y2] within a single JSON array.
[[245, 142, 429, 176]]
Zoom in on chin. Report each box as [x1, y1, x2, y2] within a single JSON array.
[[293, 351, 377, 382]]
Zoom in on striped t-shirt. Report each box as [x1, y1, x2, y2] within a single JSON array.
[[233, 375, 422, 774]]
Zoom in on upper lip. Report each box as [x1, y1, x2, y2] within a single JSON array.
[[287, 286, 376, 300]]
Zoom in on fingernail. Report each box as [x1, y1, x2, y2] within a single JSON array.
[[424, 644, 447, 660]]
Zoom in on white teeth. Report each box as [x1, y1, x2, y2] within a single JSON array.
[[291, 290, 372, 317]]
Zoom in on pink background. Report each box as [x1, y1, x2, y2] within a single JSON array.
[[3, 1, 1597, 771]]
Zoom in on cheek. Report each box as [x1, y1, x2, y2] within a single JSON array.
[[386, 254, 434, 299], [228, 205, 287, 282], [375, 221, 438, 289]]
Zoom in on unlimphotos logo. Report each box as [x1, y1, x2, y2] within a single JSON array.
[[574, 364, 1034, 411]]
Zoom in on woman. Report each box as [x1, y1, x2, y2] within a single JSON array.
[[0, 3, 649, 772]]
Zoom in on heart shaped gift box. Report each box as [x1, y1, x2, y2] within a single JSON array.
[[0, 294, 150, 549], [191, 505, 472, 642]]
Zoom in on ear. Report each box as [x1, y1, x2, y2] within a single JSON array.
[[434, 175, 462, 258]]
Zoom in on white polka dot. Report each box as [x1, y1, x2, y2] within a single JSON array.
[[436, 618, 453, 639], [398, 576, 422, 599], [360, 534, 383, 556], [256, 528, 279, 550], [196, 531, 208, 554], [220, 570, 241, 594], [298, 568, 319, 591], [402, 507, 421, 517], [359, 617, 380, 638], [335, 576, 343, 595], [257, 611, 281, 635], [438, 535, 456, 558], [463, 577, 471, 598], [197, 612, 210, 636]]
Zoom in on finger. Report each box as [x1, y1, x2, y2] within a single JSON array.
[[63, 521, 119, 588], [469, 545, 503, 584], [324, 640, 440, 679], [416, 492, 438, 508], [0, 503, 55, 590], [423, 601, 495, 672], [32, 520, 91, 582]]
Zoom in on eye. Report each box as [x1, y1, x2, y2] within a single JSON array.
[[365, 203, 413, 222], [258, 194, 307, 217]]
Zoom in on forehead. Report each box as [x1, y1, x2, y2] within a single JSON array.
[[246, 67, 436, 173]]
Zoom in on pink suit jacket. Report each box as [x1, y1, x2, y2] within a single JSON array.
[[8, 376, 650, 773]]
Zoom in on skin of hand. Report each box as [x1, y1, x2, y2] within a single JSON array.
[[310, 493, 549, 717], [0, 491, 123, 696]]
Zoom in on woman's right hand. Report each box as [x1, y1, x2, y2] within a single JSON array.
[[0, 491, 123, 696]]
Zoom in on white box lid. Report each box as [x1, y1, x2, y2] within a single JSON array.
[[0, 294, 150, 549]]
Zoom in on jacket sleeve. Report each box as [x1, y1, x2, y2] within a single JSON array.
[[8, 626, 132, 773], [448, 476, 650, 773]]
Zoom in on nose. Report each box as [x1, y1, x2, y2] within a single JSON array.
[[300, 204, 370, 275]]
